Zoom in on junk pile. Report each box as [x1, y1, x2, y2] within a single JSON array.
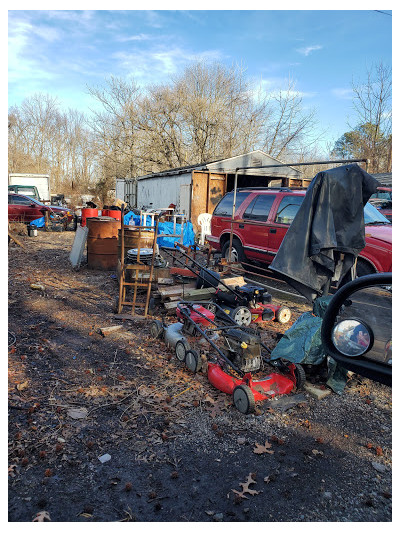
[[150, 300, 305, 414], [269, 164, 381, 393]]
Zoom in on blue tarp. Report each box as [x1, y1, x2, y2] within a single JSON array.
[[122, 212, 195, 248], [29, 217, 45, 228], [157, 221, 195, 248]]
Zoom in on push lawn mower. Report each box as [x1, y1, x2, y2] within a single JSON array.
[[161, 244, 291, 326], [150, 301, 305, 414]]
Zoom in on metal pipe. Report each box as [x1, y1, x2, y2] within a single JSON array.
[[177, 301, 244, 375], [228, 169, 239, 262], [232, 158, 369, 173]]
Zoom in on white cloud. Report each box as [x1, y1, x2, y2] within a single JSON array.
[[8, 20, 56, 84], [117, 33, 153, 42], [112, 46, 225, 84], [296, 44, 323, 56], [331, 88, 353, 100]]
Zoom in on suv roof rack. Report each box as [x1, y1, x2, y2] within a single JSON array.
[[234, 186, 307, 192]]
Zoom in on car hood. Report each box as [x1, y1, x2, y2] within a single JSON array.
[[48, 205, 68, 212], [365, 224, 392, 244]]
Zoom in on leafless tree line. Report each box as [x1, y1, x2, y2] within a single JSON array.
[[8, 61, 391, 200]]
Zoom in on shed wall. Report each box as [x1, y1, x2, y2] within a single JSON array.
[[137, 173, 192, 215]]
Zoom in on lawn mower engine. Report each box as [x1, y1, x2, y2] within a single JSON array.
[[214, 284, 291, 325], [176, 304, 215, 336], [222, 328, 262, 373]]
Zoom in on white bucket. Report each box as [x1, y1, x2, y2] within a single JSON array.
[[28, 226, 38, 237]]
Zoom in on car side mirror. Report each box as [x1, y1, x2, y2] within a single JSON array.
[[321, 273, 392, 386]]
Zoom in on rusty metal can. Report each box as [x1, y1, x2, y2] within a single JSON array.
[[87, 217, 120, 270]]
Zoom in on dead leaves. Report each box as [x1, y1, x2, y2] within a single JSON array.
[[253, 439, 274, 455], [231, 473, 260, 501], [16, 381, 29, 392]]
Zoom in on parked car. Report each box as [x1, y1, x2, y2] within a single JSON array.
[[369, 186, 392, 221], [8, 184, 41, 201], [8, 193, 74, 226], [207, 187, 392, 277]]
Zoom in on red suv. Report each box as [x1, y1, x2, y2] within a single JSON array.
[[207, 188, 392, 277], [8, 193, 73, 225]]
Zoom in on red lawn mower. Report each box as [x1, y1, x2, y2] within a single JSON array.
[[150, 301, 305, 414], [162, 244, 292, 326]]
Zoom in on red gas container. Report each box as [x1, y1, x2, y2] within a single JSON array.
[[81, 208, 99, 227]]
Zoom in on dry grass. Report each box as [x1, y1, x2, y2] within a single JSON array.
[[8, 221, 28, 236]]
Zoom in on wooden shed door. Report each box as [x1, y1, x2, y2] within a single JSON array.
[[191, 171, 227, 231]]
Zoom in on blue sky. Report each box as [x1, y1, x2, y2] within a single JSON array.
[[8, 7, 392, 149]]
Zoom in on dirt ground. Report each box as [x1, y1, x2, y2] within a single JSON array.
[[8, 231, 392, 522]]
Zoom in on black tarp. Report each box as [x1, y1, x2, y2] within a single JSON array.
[[269, 164, 379, 301]]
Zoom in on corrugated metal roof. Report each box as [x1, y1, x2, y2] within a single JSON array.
[[371, 172, 392, 187], [136, 150, 301, 181]]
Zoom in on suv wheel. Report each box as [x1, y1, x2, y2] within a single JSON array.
[[340, 259, 376, 286], [221, 239, 245, 263]]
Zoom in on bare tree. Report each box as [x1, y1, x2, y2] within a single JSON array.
[[261, 77, 320, 161], [332, 63, 392, 173], [87, 77, 142, 180]]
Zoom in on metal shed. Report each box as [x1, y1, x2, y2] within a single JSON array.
[[121, 151, 303, 231], [371, 172, 392, 187]]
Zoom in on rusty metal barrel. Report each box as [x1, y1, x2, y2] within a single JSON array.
[[87, 217, 120, 270], [118, 226, 155, 260]]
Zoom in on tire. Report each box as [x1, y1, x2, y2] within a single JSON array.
[[221, 239, 245, 263], [293, 363, 306, 390], [275, 306, 291, 324], [230, 306, 252, 326], [340, 259, 376, 287], [149, 320, 163, 339], [175, 339, 190, 362], [233, 385, 255, 414], [356, 260, 376, 277], [72, 214, 78, 232], [185, 349, 201, 373]]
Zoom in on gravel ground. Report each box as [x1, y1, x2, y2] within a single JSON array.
[[8, 231, 392, 522]]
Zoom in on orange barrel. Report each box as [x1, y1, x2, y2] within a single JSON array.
[[87, 217, 120, 270], [81, 208, 99, 227], [102, 209, 121, 221], [108, 210, 122, 221], [118, 226, 155, 260]]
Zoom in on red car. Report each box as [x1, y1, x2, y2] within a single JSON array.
[[369, 186, 392, 222], [207, 188, 392, 277], [8, 193, 73, 225]]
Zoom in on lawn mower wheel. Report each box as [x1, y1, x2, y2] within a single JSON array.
[[230, 306, 252, 326], [185, 349, 202, 373], [233, 384, 256, 414], [276, 306, 291, 324], [294, 363, 306, 390], [149, 320, 163, 339], [175, 339, 190, 362]]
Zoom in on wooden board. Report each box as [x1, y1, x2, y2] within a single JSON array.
[[191, 171, 227, 232], [69, 225, 89, 268]]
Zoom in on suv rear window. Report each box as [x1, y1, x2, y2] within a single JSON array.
[[275, 195, 304, 224], [213, 191, 250, 216], [243, 194, 276, 222]]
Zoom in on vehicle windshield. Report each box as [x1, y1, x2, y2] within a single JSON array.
[[364, 202, 390, 225]]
